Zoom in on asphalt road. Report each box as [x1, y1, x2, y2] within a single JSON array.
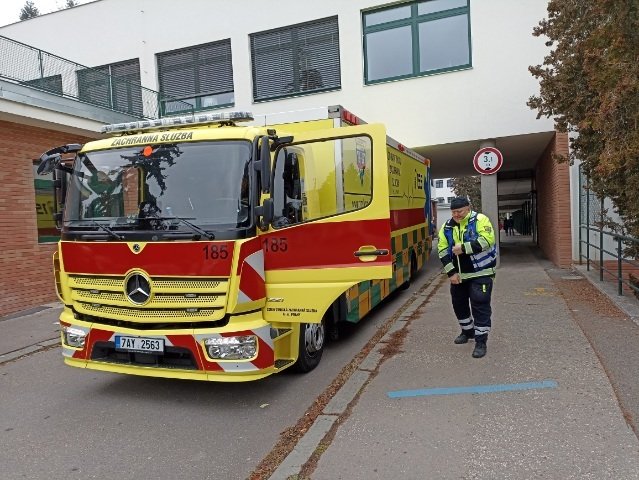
[[0, 258, 441, 480]]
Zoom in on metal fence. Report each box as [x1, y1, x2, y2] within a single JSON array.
[[578, 165, 639, 297], [0, 35, 192, 119]]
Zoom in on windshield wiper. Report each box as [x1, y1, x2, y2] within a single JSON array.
[[148, 216, 215, 240], [88, 220, 123, 240]]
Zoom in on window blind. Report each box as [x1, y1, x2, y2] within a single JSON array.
[[250, 16, 341, 101]]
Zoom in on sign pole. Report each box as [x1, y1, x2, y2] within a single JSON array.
[[477, 141, 501, 267]]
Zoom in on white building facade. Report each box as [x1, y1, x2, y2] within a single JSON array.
[[1, 0, 582, 315], [1, 0, 554, 147]]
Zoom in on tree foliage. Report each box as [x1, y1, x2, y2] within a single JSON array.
[[528, 1, 639, 239], [450, 176, 481, 212], [64, 0, 78, 8], [19, 1, 40, 20]]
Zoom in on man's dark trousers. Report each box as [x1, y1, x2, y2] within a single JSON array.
[[450, 276, 493, 341]]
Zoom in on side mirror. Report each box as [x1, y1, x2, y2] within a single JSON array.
[[253, 135, 272, 194], [255, 198, 274, 232], [260, 136, 271, 193], [53, 212, 63, 229], [36, 144, 82, 175], [36, 143, 82, 230], [37, 153, 60, 175], [52, 165, 69, 229], [54, 168, 69, 202]]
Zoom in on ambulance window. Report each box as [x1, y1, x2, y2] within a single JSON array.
[[272, 148, 304, 227], [271, 136, 372, 228]]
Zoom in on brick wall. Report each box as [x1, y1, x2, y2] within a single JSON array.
[[0, 120, 96, 317], [535, 132, 573, 267]]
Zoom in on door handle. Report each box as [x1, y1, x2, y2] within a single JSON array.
[[354, 246, 389, 258]]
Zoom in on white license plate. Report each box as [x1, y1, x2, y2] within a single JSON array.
[[115, 336, 164, 354]]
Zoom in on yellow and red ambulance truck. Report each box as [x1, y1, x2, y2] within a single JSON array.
[[40, 105, 433, 381]]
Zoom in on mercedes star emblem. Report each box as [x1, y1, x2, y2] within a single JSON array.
[[125, 273, 151, 304]]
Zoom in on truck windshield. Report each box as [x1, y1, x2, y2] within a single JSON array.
[[64, 140, 252, 232]]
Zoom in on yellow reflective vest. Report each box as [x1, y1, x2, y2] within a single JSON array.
[[438, 211, 496, 280]]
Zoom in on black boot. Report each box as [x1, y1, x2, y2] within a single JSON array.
[[472, 337, 487, 358], [454, 330, 475, 344]]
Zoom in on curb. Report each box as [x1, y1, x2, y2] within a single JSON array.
[[0, 337, 59, 364]]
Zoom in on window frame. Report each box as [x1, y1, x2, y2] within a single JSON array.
[[362, 0, 471, 85], [435, 179, 443, 188], [270, 133, 374, 229], [156, 39, 234, 115], [250, 16, 342, 102]]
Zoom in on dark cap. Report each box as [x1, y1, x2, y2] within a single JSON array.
[[450, 197, 470, 210]]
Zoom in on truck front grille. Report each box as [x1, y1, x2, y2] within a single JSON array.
[[68, 275, 228, 323], [80, 303, 221, 319]]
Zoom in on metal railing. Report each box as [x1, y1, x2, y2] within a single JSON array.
[[579, 225, 639, 297], [0, 35, 192, 119], [578, 165, 639, 297]]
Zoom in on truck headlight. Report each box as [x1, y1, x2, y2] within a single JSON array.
[[204, 336, 257, 360], [62, 326, 86, 348]]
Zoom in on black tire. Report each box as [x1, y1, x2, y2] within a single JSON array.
[[327, 295, 349, 341], [292, 320, 325, 373], [399, 252, 417, 291]]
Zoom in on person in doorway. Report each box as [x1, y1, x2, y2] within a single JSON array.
[[438, 197, 497, 358]]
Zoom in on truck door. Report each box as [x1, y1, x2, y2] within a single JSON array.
[[262, 124, 392, 323]]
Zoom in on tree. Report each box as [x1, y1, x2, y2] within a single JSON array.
[[19, 1, 40, 20], [528, 1, 639, 241], [64, 0, 78, 8], [450, 176, 481, 212]]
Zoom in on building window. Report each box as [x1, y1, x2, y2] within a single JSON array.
[[447, 196, 455, 204], [435, 179, 443, 188], [157, 40, 234, 115], [77, 59, 143, 116], [437, 197, 445, 204], [447, 178, 453, 187], [250, 16, 341, 102], [362, 0, 470, 84]]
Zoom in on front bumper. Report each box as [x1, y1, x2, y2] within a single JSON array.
[[59, 308, 295, 382]]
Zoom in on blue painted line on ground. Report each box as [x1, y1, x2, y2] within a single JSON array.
[[387, 380, 558, 398]]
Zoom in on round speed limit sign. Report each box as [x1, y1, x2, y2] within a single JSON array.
[[473, 147, 503, 175]]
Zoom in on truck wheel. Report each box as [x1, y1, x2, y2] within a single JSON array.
[[399, 252, 417, 291], [293, 321, 325, 373]]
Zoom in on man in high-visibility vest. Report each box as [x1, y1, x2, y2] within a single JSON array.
[[438, 197, 497, 358]]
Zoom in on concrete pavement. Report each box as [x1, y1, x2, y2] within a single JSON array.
[[2, 237, 639, 479], [0, 302, 61, 364], [273, 236, 639, 479]]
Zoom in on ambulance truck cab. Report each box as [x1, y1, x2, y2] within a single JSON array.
[[39, 105, 433, 381]]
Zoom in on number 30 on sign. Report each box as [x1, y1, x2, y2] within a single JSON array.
[[473, 147, 503, 175]]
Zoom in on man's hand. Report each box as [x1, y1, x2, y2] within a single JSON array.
[[449, 273, 461, 284], [452, 244, 463, 255]]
